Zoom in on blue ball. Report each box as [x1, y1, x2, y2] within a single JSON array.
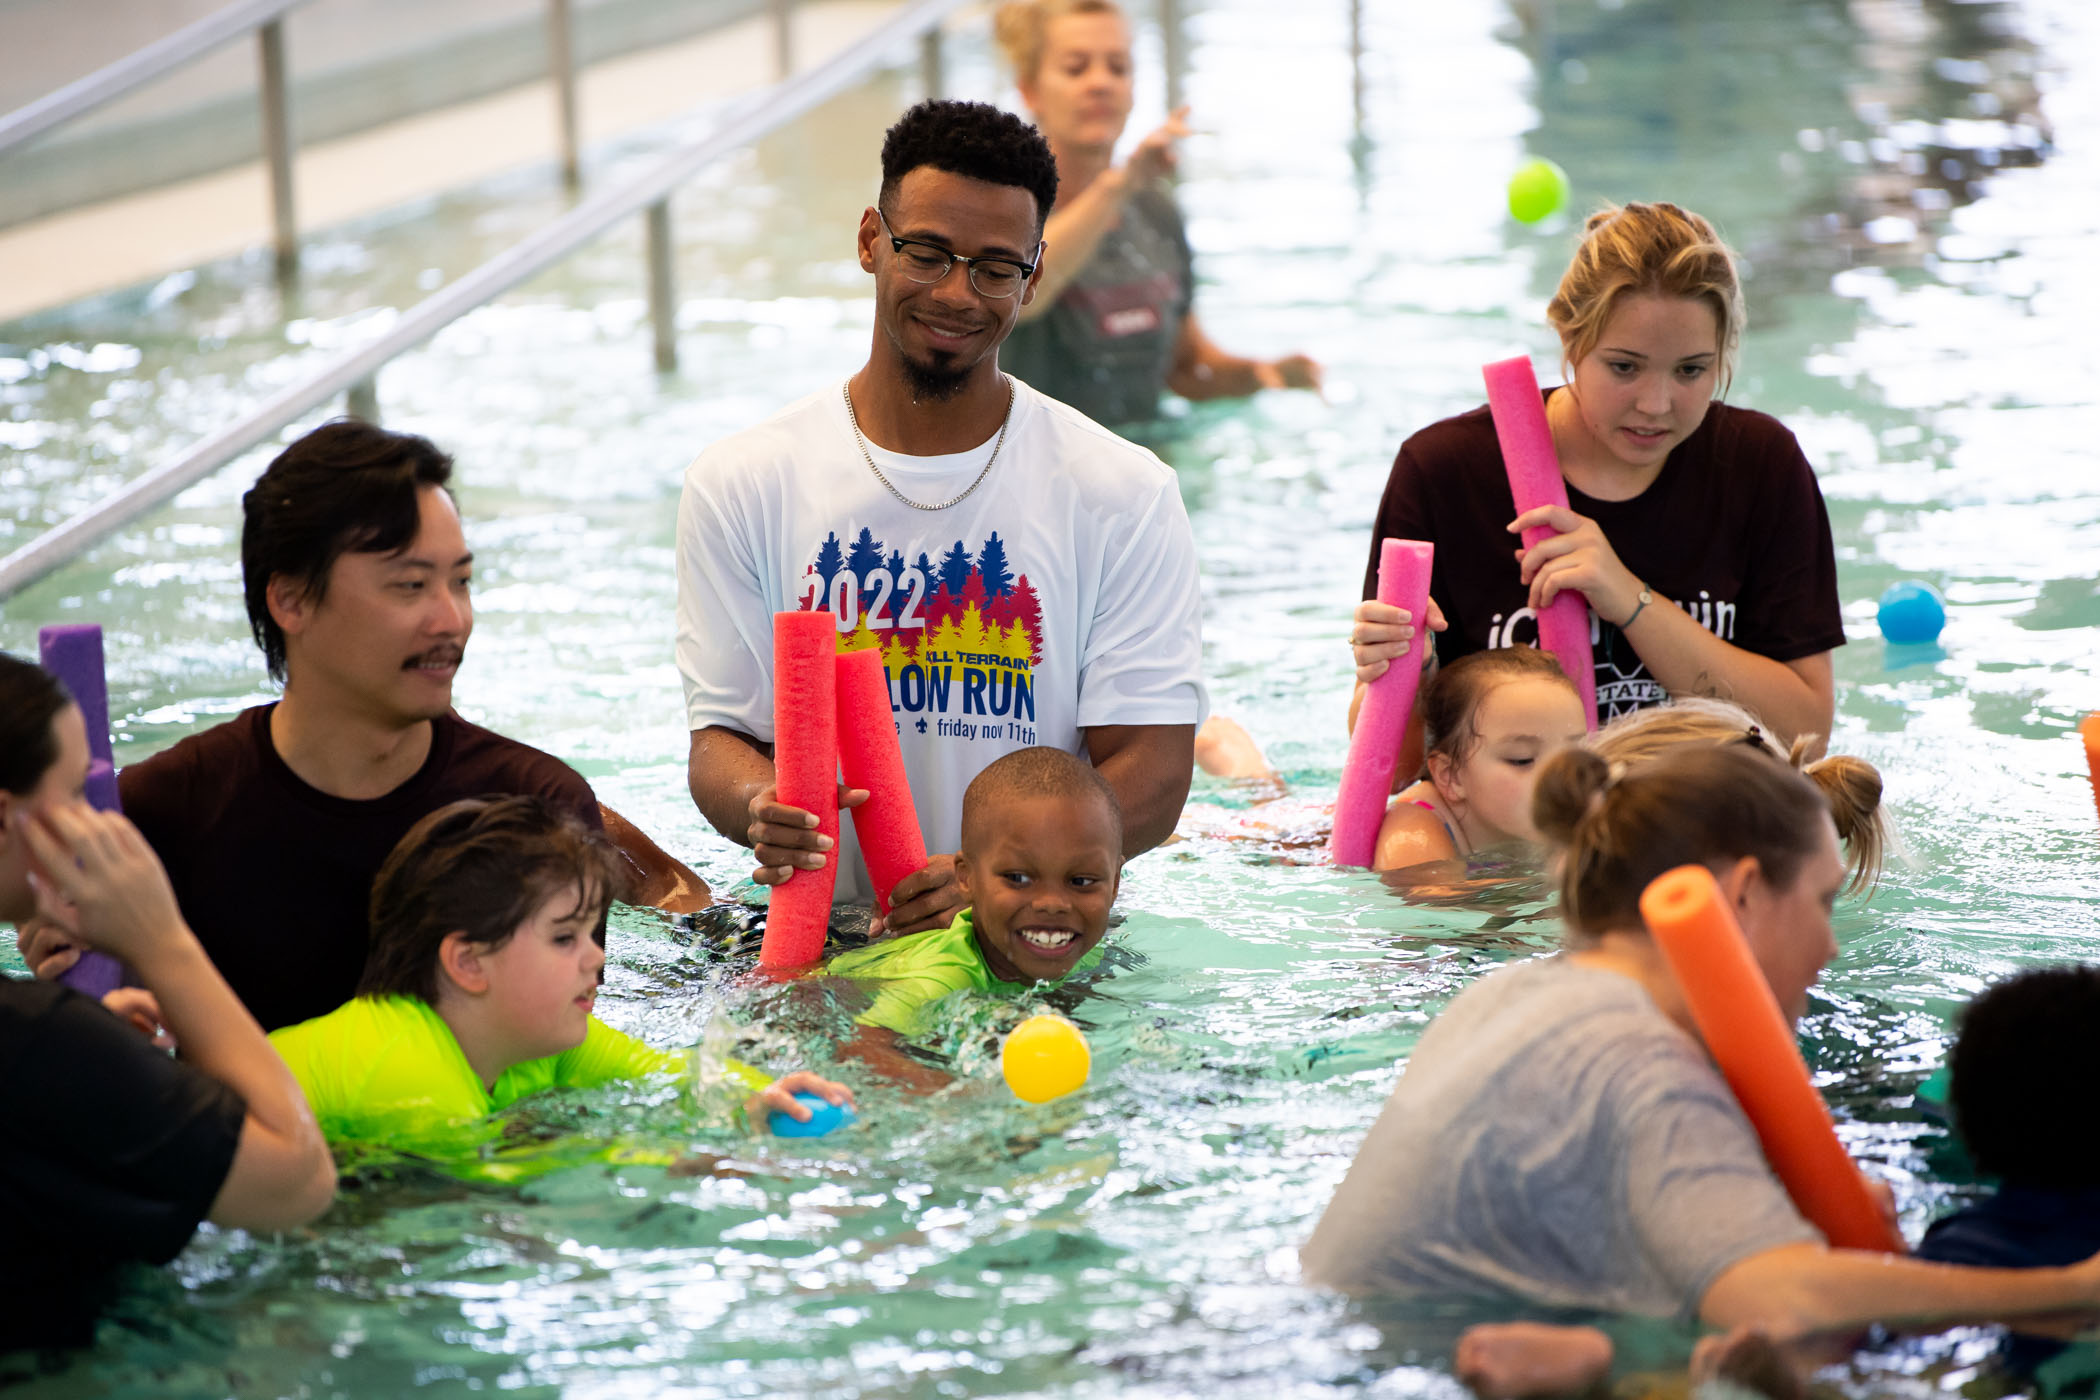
[[767, 1091, 855, 1138], [1877, 581, 1946, 644]]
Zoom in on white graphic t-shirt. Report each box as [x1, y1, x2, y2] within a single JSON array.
[[675, 378, 1207, 902]]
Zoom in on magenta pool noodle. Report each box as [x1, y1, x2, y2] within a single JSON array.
[[835, 647, 926, 917], [1330, 539, 1435, 868], [760, 610, 840, 971], [1481, 356, 1599, 730], [36, 625, 125, 999]]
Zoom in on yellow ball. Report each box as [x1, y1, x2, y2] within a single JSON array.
[[1507, 158, 1570, 224], [1000, 1014, 1091, 1103]]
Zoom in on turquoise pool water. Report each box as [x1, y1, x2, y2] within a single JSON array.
[[5, 0, 2100, 1393]]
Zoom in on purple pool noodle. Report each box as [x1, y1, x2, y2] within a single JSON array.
[[36, 625, 128, 997], [1330, 539, 1435, 868]]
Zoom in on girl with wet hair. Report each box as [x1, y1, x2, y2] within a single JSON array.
[[1348, 202, 1844, 761], [1306, 741, 2100, 1337]]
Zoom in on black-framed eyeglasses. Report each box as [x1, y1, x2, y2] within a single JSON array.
[[876, 209, 1040, 299]]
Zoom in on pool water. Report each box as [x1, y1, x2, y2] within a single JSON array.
[[6, 0, 2100, 1393]]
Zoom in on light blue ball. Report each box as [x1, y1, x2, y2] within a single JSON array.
[[1877, 581, 1946, 644], [768, 1091, 855, 1138]]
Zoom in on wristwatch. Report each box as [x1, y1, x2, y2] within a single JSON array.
[[1621, 585, 1653, 630]]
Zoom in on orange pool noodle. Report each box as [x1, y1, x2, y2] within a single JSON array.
[[835, 647, 927, 915], [2080, 712, 2100, 826], [1639, 865, 1905, 1253], [761, 610, 839, 970]]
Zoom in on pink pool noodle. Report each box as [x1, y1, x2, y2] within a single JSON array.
[[760, 610, 839, 970], [835, 647, 927, 916], [1330, 539, 1435, 867], [1481, 355, 1600, 730], [36, 625, 125, 998]]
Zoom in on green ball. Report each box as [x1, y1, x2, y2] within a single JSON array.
[[1507, 158, 1570, 224]]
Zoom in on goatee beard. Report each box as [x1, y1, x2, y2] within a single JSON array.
[[901, 354, 971, 403]]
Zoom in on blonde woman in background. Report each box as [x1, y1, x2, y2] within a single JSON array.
[[994, 0, 1320, 425]]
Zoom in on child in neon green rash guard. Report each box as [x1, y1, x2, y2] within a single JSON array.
[[270, 796, 850, 1157], [826, 748, 1121, 1087]]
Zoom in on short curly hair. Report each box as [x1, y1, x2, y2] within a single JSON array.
[[1948, 964, 2100, 1189], [879, 100, 1059, 234]]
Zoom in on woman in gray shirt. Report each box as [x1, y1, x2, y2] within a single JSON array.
[[1304, 743, 2100, 1337]]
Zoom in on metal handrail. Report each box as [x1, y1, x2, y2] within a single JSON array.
[[0, 0, 312, 158], [0, 0, 970, 602]]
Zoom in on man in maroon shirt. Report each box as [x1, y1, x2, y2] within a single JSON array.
[[21, 421, 705, 1030]]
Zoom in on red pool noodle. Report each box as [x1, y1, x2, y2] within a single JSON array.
[[1641, 865, 1905, 1253], [835, 647, 927, 915], [760, 610, 839, 970], [1481, 355, 1599, 730], [1330, 539, 1435, 867], [36, 625, 125, 999]]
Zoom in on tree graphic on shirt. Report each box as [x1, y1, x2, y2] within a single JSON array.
[[978, 531, 1014, 599], [937, 540, 974, 598]]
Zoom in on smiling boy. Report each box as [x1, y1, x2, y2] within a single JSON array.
[[826, 748, 1121, 1073]]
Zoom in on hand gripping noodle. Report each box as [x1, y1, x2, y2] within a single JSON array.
[[760, 611, 839, 970], [36, 625, 125, 999], [1640, 865, 1905, 1253], [1329, 539, 1434, 867], [834, 647, 927, 916], [2081, 713, 2100, 827], [1481, 355, 1599, 730]]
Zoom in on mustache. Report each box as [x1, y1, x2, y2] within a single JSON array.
[[402, 644, 464, 670]]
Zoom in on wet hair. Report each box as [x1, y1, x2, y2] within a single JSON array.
[[1532, 744, 1834, 941], [960, 746, 1123, 857], [993, 0, 1125, 84], [357, 796, 621, 1005], [878, 100, 1060, 235], [1421, 647, 1579, 774], [1546, 201, 1745, 392], [241, 418, 456, 682], [1947, 965, 2100, 1189], [0, 652, 70, 796], [1591, 698, 1887, 894]]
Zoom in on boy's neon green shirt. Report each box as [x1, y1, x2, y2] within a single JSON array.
[[267, 995, 690, 1149], [824, 908, 1104, 1036]]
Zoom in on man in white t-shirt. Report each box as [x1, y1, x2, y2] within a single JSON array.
[[676, 99, 1206, 934]]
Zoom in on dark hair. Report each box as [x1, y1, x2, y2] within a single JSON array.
[[1421, 647, 1578, 769], [241, 419, 455, 681], [0, 653, 71, 795], [961, 746, 1123, 856], [357, 796, 621, 1005], [1948, 965, 2100, 1189], [1531, 744, 1833, 940], [878, 100, 1060, 234]]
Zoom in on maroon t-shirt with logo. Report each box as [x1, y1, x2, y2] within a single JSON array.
[[1362, 393, 1845, 722], [120, 705, 601, 1032]]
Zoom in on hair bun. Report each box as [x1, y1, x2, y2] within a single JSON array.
[[1532, 746, 1613, 847]]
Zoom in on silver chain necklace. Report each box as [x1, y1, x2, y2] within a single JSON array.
[[843, 377, 1014, 512]]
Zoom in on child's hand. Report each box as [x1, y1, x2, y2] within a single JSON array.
[[746, 1070, 855, 1131]]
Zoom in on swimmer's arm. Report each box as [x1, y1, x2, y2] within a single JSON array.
[[1630, 619, 1835, 758], [1165, 315, 1322, 401], [1371, 797, 1459, 873], [1020, 110, 1190, 322], [1700, 1240, 2100, 1337], [838, 1025, 953, 1095], [1082, 722, 1196, 857], [598, 804, 711, 914]]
